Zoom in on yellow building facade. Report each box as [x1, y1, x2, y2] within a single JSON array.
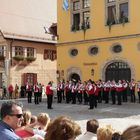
[[57, 0, 140, 82]]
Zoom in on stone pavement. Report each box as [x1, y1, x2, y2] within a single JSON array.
[[1, 97, 140, 137]]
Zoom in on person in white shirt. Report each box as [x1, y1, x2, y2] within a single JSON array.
[[79, 119, 99, 140]]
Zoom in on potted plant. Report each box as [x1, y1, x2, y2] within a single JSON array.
[[119, 16, 128, 26], [81, 22, 90, 30], [106, 19, 116, 32], [71, 24, 80, 32]]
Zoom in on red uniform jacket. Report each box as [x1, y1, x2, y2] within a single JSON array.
[[46, 85, 53, 95]]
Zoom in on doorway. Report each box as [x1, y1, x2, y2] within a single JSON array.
[[70, 73, 80, 82], [105, 61, 131, 82]]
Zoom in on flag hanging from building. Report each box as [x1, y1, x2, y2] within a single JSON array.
[[63, 0, 69, 11]]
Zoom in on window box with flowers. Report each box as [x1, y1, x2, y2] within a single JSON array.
[[71, 24, 80, 32], [25, 57, 36, 62], [13, 55, 24, 61]]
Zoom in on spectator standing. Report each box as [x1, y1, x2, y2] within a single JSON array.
[[26, 82, 32, 103], [15, 84, 19, 99], [0, 101, 23, 140], [20, 84, 26, 98], [57, 80, 62, 103], [79, 119, 99, 140], [137, 81, 140, 103], [34, 83, 39, 104], [1, 85, 7, 100], [38, 83, 43, 102], [8, 84, 14, 99]]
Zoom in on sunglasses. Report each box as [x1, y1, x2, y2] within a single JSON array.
[[9, 114, 23, 118]]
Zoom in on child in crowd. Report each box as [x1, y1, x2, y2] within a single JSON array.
[[25, 113, 50, 139]]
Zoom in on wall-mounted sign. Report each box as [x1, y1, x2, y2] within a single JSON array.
[[83, 62, 97, 66]]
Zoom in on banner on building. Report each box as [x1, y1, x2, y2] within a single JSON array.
[[62, 0, 69, 11]]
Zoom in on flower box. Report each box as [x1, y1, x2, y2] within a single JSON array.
[[25, 57, 36, 62], [13, 56, 24, 61]]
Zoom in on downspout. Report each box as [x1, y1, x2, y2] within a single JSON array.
[[4, 37, 14, 88]]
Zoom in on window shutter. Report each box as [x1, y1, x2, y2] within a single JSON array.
[[52, 50, 56, 61], [22, 73, 27, 85], [34, 48, 37, 58], [33, 73, 37, 85], [44, 50, 48, 60], [12, 47, 15, 57]]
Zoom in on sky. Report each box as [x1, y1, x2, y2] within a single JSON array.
[[0, 0, 57, 39], [0, 0, 57, 24]]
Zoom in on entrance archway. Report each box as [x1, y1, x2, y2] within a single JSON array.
[[67, 67, 82, 81], [105, 61, 131, 82], [70, 73, 80, 82]]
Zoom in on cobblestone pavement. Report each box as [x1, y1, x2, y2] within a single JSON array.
[[1, 98, 140, 137]]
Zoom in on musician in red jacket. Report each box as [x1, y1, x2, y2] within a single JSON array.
[[116, 80, 123, 105], [87, 80, 94, 109], [46, 81, 54, 109], [26, 82, 32, 103]]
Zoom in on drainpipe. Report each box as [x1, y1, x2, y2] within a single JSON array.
[[5, 38, 14, 87]]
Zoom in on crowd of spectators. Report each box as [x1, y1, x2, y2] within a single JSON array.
[[0, 100, 140, 140]]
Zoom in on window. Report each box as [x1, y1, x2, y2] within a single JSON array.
[[12, 46, 37, 61], [119, 3, 128, 23], [27, 47, 34, 57], [15, 46, 24, 56], [88, 46, 99, 55], [112, 45, 122, 53], [70, 49, 78, 56], [44, 49, 57, 61], [23, 73, 37, 85], [106, 0, 129, 25], [73, 1, 80, 10], [83, 0, 90, 8], [71, 0, 90, 31], [0, 46, 6, 57], [108, 0, 115, 3]]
